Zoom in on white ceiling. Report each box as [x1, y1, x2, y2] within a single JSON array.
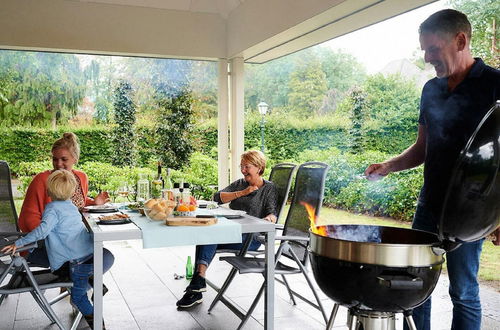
[[71, 0, 245, 18], [1, 0, 436, 62]]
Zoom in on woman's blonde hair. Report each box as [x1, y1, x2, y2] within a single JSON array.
[[241, 150, 266, 175], [47, 170, 77, 201], [52, 132, 80, 162]]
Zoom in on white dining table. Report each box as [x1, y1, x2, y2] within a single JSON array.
[[82, 209, 276, 330]]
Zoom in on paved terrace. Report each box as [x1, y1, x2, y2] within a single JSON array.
[[1, 239, 499, 330]]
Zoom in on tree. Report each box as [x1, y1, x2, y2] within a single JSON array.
[[155, 88, 194, 170], [361, 74, 421, 153], [84, 57, 116, 124], [449, 0, 499, 67], [112, 80, 136, 167], [0, 51, 86, 128], [348, 87, 367, 153], [288, 57, 328, 117]]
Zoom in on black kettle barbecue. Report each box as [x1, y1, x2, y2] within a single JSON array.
[[309, 101, 500, 330]]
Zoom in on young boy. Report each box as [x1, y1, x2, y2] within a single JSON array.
[[1, 169, 114, 329]]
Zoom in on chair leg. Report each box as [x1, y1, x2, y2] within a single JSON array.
[[286, 248, 328, 324], [280, 274, 297, 305], [326, 304, 339, 330], [29, 290, 57, 323], [22, 259, 67, 330], [209, 234, 255, 313], [208, 267, 238, 313], [237, 281, 266, 330], [70, 311, 83, 330], [0, 272, 20, 305]]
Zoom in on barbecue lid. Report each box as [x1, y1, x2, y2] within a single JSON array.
[[439, 101, 500, 244]]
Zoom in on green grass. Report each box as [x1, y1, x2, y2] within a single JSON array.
[[285, 206, 499, 287]]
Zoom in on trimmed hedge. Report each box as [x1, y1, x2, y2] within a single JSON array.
[[1, 121, 349, 174], [0, 126, 113, 173]]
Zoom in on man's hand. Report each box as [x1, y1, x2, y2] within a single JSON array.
[[364, 162, 392, 181], [492, 228, 500, 246], [1, 244, 17, 255]]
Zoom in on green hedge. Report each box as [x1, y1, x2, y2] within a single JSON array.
[[295, 147, 422, 221], [0, 126, 113, 173]]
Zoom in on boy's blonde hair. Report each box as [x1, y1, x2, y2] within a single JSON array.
[[47, 169, 77, 201]]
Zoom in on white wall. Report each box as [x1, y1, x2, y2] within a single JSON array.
[[0, 0, 226, 59]]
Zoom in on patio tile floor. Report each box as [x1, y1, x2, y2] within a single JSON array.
[[1, 239, 498, 330]]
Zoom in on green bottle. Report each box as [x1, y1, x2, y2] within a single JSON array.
[[186, 256, 193, 279]]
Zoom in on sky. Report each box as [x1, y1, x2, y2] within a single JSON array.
[[325, 0, 446, 73]]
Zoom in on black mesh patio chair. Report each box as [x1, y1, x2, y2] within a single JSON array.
[[0, 160, 81, 329], [268, 162, 297, 222], [208, 161, 330, 329]]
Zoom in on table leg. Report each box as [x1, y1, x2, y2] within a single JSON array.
[[93, 240, 103, 330], [264, 229, 275, 330]]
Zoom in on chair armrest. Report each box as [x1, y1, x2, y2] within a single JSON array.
[[0, 242, 37, 257], [274, 235, 310, 242], [274, 224, 284, 230]]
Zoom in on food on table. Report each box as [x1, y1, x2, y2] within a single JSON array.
[[127, 201, 144, 211], [98, 213, 130, 221], [144, 198, 176, 220]]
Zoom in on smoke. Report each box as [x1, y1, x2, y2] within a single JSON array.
[[326, 225, 382, 243]]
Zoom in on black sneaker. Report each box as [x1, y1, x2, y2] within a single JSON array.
[[176, 291, 203, 308], [186, 272, 206, 292]]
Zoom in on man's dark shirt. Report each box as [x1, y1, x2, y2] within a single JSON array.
[[419, 58, 500, 218]]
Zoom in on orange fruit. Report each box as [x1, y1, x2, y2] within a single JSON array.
[[177, 204, 189, 212], [188, 204, 197, 212]]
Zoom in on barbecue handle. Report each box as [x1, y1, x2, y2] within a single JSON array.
[[377, 274, 423, 290]]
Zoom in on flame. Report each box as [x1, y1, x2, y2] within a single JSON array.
[[301, 201, 328, 236]]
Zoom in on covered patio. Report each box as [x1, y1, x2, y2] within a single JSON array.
[[4, 239, 499, 330]]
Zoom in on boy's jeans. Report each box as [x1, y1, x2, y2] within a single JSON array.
[[404, 202, 483, 330], [69, 248, 114, 316]]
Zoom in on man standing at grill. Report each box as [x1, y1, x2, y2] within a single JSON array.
[[365, 9, 500, 330]]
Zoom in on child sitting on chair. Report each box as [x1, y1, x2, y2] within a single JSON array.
[[1, 169, 114, 329]]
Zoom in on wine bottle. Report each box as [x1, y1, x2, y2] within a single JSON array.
[[151, 161, 163, 198]]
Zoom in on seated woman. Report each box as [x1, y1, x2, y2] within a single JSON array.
[[19, 132, 111, 268], [176, 150, 277, 309]]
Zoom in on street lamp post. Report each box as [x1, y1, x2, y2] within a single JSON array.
[[258, 102, 269, 153]]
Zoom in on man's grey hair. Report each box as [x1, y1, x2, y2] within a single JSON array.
[[419, 9, 471, 40]]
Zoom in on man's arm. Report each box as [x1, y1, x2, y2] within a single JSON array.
[[365, 124, 426, 179]]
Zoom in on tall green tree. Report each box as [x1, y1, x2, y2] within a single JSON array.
[[112, 80, 136, 167], [84, 57, 116, 123], [155, 88, 194, 169], [449, 0, 499, 67], [348, 87, 367, 153], [288, 57, 328, 117], [0, 51, 85, 128]]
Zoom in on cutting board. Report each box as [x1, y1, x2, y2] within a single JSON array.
[[165, 216, 218, 226]]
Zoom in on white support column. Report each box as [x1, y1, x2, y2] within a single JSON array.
[[217, 59, 230, 190], [229, 57, 245, 182]]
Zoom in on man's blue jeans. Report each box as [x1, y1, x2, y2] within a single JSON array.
[[404, 202, 483, 330], [69, 248, 114, 316], [195, 234, 261, 267]]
